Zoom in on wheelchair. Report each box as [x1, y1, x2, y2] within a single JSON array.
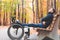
[[7, 17, 30, 40]]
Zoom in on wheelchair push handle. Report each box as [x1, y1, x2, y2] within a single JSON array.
[[11, 16, 16, 23]]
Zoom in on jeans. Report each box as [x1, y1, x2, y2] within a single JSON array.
[[21, 23, 45, 28]]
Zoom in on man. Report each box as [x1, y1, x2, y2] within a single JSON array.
[[15, 8, 56, 28]]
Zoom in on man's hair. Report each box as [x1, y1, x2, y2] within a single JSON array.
[[53, 8, 56, 13]]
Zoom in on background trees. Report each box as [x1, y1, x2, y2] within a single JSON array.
[[0, 0, 60, 27]]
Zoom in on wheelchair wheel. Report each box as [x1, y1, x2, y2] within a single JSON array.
[[7, 24, 24, 40]]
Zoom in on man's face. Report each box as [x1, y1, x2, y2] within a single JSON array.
[[48, 8, 53, 13], [48, 8, 55, 13]]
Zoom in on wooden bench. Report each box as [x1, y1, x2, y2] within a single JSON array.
[[36, 13, 60, 34]]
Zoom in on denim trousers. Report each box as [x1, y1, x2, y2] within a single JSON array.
[[21, 23, 44, 28]]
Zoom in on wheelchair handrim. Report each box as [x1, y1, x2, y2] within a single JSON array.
[[7, 24, 24, 40]]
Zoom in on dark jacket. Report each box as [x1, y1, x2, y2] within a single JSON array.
[[41, 12, 54, 28]]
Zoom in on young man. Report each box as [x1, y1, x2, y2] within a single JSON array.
[[15, 8, 55, 28]]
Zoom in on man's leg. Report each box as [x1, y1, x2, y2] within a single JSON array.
[[21, 23, 44, 28]]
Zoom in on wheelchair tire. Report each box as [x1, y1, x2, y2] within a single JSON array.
[[7, 24, 24, 40]]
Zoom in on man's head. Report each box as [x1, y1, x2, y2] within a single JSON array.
[[48, 8, 56, 13]]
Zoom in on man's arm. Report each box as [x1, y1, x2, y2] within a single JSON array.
[[41, 16, 48, 22]]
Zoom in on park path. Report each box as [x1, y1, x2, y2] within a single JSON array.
[[0, 26, 38, 40], [0, 26, 11, 40], [0, 26, 60, 40]]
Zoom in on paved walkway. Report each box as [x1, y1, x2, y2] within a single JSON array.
[[0, 26, 11, 40], [0, 26, 38, 40], [0, 26, 60, 40]]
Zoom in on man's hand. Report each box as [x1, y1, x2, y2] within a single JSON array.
[[42, 21, 46, 25]]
